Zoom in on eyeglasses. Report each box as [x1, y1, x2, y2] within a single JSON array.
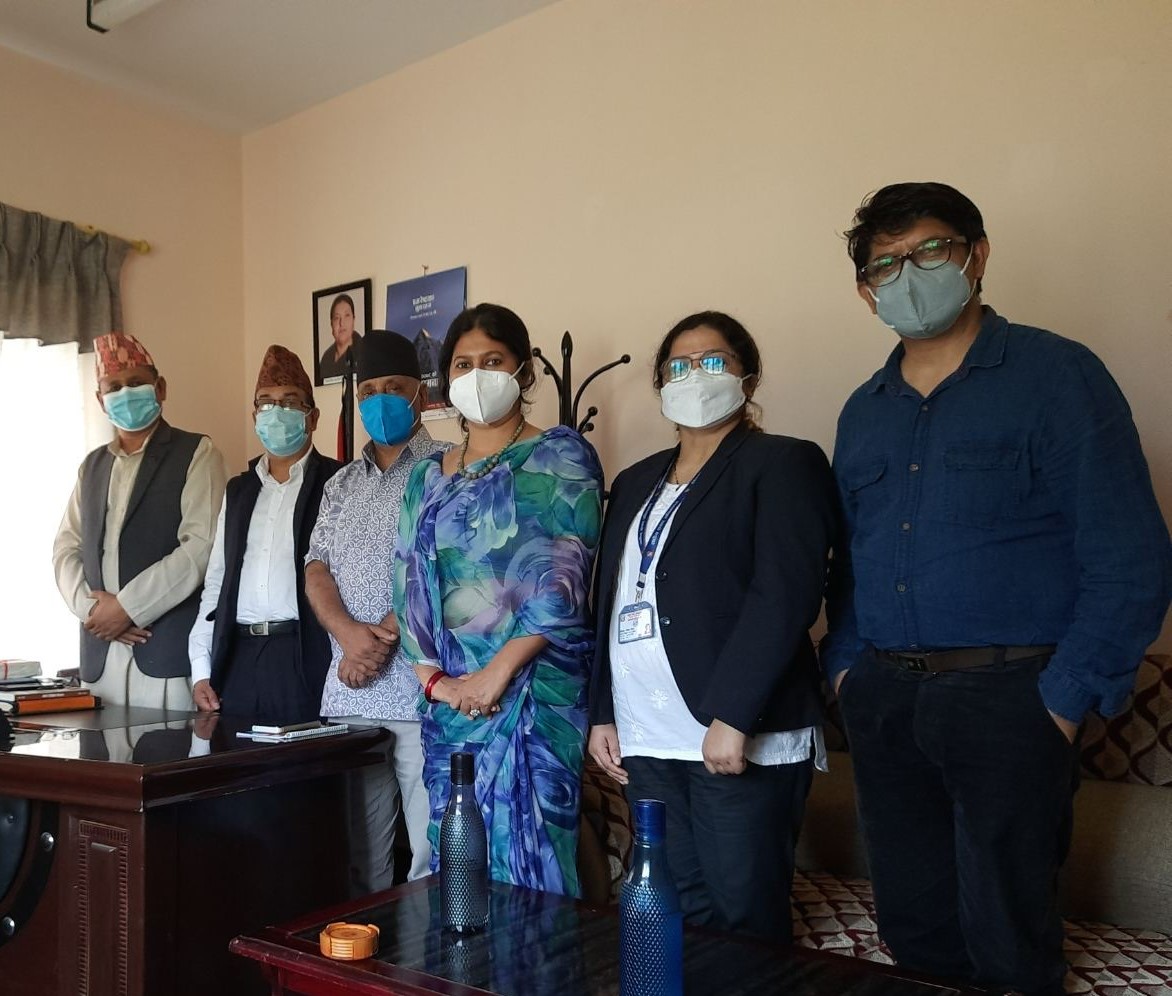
[[858, 237, 970, 288], [659, 349, 737, 385], [254, 399, 311, 413]]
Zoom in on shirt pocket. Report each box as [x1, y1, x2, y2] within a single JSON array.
[[843, 458, 888, 495], [841, 458, 890, 534], [941, 444, 1022, 528]]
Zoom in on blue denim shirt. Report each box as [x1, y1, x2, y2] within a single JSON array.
[[821, 307, 1171, 722]]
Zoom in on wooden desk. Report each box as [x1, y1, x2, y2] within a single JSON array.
[[0, 708, 386, 996], [231, 878, 980, 995]]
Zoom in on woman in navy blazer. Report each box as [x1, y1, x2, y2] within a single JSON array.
[[588, 311, 837, 941]]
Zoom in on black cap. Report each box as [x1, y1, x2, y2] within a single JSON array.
[[450, 751, 475, 785], [356, 329, 421, 384]]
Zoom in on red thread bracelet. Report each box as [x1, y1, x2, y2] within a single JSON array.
[[423, 670, 446, 703]]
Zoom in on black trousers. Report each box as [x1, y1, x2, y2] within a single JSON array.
[[838, 649, 1078, 996], [622, 754, 813, 942], [218, 630, 320, 727]]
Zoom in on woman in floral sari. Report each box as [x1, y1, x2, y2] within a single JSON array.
[[393, 303, 603, 896]]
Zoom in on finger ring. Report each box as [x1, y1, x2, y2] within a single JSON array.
[[469, 708, 481, 718]]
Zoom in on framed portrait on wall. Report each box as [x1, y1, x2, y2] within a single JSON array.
[[312, 278, 373, 386]]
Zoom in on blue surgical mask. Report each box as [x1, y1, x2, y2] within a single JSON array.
[[103, 383, 161, 432], [870, 251, 975, 340], [359, 389, 419, 446], [255, 407, 308, 457]]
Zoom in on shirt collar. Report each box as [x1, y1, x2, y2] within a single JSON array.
[[361, 423, 435, 475], [107, 420, 160, 457], [256, 447, 311, 486], [866, 306, 1008, 395]]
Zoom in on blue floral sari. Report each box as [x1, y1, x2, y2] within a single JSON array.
[[393, 426, 603, 896]]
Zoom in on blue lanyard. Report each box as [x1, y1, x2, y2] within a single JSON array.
[[634, 470, 690, 600]]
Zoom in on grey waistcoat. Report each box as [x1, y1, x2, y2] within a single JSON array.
[[78, 420, 205, 682]]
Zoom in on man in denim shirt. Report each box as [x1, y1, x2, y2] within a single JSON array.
[[821, 182, 1171, 996]]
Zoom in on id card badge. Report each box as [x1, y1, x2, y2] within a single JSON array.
[[618, 601, 656, 644]]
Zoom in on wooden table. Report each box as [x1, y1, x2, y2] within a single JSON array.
[[0, 707, 387, 996], [231, 877, 981, 995]]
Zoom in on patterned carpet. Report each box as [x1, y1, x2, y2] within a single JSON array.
[[793, 871, 1172, 995]]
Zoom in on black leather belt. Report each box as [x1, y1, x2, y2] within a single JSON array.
[[235, 620, 299, 637], [875, 645, 1056, 673]]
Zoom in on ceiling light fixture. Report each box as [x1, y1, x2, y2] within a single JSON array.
[[86, 0, 168, 34]]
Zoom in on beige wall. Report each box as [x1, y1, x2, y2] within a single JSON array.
[[241, 0, 1164, 651], [3, 0, 1163, 657], [0, 45, 245, 471]]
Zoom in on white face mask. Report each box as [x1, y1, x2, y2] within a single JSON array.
[[660, 369, 747, 428], [448, 367, 522, 424]]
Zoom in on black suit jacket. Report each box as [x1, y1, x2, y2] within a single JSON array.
[[207, 449, 342, 706], [588, 424, 838, 735]]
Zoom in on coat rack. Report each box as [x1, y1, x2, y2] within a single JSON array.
[[339, 328, 628, 458], [340, 351, 355, 463], [533, 332, 631, 435]]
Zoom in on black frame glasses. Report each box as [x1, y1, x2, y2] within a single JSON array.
[[858, 237, 970, 288]]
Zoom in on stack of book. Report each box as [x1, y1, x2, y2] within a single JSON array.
[[0, 659, 42, 680], [0, 685, 101, 715]]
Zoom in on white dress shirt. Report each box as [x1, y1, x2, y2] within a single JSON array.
[[189, 451, 308, 684], [609, 482, 827, 770]]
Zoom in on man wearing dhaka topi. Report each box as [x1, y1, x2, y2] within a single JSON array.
[[53, 332, 226, 709]]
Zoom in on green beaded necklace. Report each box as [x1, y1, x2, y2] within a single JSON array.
[[457, 417, 526, 479]]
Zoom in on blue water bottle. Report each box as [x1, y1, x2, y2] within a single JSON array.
[[440, 751, 489, 932], [620, 798, 683, 996]]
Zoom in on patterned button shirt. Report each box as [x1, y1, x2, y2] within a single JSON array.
[[308, 428, 450, 721]]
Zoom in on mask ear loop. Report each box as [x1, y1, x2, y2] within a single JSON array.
[[957, 247, 977, 308], [512, 360, 536, 412], [399, 382, 423, 436], [512, 360, 536, 390]]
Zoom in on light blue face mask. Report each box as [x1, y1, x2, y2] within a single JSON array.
[[871, 251, 975, 340], [103, 383, 161, 432], [359, 389, 419, 446], [255, 406, 308, 457]]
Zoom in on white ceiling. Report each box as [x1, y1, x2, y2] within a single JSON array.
[[0, 0, 561, 132]]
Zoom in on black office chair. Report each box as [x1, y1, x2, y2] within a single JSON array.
[[0, 710, 59, 947], [0, 796, 30, 900]]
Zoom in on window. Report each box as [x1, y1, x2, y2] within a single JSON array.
[[0, 335, 112, 675]]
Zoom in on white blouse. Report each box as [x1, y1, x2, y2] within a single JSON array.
[[609, 481, 826, 769]]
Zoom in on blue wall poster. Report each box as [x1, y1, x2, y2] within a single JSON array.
[[384, 266, 467, 414]]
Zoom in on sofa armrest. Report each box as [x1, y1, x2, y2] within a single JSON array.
[[1062, 777, 1172, 934]]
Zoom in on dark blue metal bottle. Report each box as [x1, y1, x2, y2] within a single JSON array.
[[620, 798, 683, 996], [440, 751, 488, 933]]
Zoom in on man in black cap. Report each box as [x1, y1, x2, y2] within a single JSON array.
[[305, 330, 450, 894]]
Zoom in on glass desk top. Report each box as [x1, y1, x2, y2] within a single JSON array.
[[255, 879, 976, 996]]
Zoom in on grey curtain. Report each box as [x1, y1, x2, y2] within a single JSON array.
[[0, 201, 132, 352]]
